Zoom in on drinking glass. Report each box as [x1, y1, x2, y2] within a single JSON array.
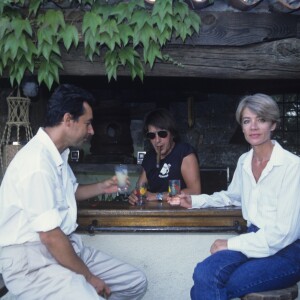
[[115, 164, 128, 195], [168, 179, 181, 206], [136, 182, 147, 206]]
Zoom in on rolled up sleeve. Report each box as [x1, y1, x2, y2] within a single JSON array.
[[30, 208, 63, 232]]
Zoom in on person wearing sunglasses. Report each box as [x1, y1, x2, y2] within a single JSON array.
[[128, 108, 201, 205]]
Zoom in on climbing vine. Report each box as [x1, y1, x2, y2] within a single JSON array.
[[0, 0, 201, 89]]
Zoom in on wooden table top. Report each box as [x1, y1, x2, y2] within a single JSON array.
[[77, 200, 246, 233]]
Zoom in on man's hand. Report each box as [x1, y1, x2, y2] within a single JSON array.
[[210, 239, 228, 254], [39, 228, 111, 296], [76, 175, 130, 201], [87, 274, 111, 298], [99, 176, 119, 194]]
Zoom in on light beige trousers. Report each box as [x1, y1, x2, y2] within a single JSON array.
[[0, 234, 147, 300]]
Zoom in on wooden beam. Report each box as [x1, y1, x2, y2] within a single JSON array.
[[58, 11, 300, 79], [181, 12, 300, 46], [61, 38, 300, 79], [1, 11, 299, 80], [66, 11, 300, 46]]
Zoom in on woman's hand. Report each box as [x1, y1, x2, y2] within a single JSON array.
[[128, 189, 138, 205], [146, 191, 159, 201], [210, 239, 228, 254], [128, 190, 161, 204], [167, 192, 192, 208]]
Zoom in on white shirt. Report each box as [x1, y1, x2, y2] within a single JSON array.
[[192, 141, 300, 258], [0, 128, 78, 246]]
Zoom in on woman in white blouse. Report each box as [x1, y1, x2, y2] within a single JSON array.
[[174, 93, 300, 299]]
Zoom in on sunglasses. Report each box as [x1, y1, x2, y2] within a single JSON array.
[[146, 130, 168, 140]]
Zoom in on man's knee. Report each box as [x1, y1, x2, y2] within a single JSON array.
[[132, 269, 148, 296]]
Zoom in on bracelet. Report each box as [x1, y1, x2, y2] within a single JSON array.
[[156, 192, 163, 201]]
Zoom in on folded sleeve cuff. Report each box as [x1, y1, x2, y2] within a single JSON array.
[[227, 235, 241, 252], [30, 209, 62, 232], [191, 195, 207, 208]]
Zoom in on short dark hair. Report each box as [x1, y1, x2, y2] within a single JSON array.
[[44, 84, 95, 127], [143, 108, 180, 142]]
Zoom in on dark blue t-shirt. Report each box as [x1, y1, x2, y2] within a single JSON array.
[[142, 142, 197, 193]]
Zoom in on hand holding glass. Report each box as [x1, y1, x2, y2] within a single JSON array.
[[168, 179, 181, 206], [115, 164, 128, 194], [136, 182, 147, 205]]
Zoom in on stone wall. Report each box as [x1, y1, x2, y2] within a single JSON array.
[[129, 94, 249, 179], [0, 85, 298, 181]]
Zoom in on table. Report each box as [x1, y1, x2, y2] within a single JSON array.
[[77, 200, 246, 233]]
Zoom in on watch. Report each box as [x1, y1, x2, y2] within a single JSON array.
[[156, 193, 163, 201]]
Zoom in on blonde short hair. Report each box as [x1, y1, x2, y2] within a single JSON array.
[[236, 93, 280, 125]]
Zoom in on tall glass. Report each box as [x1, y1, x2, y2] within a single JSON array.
[[136, 182, 147, 206], [115, 164, 128, 195], [168, 179, 181, 206]]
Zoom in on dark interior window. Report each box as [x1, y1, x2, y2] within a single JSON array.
[[273, 93, 300, 155]]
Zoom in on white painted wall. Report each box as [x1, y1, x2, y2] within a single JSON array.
[[81, 232, 236, 300], [2, 232, 300, 300]]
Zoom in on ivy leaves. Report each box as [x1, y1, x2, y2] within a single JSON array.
[[0, 15, 35, 87], [0, 0, 200, 89], [36, 10, 76, 89]]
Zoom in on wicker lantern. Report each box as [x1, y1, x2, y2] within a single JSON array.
[[0, 90, 33, 173]]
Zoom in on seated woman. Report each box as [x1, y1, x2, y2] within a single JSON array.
[[174, 93, 300, 299], [128, 108, 201, 204]]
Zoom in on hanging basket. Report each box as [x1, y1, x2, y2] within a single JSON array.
[[2, 89, 33, 145], [0, 89, 34, 173]]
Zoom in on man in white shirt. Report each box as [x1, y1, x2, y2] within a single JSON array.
[[0, 84, 147, 300]]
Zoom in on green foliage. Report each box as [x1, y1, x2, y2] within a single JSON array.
[[0, 0, 201, 89]]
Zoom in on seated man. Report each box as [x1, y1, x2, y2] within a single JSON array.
[[0, 84, 147, 300]]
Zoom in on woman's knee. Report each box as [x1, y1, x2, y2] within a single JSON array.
[[193, 250, 247, 286], [193, 259, 214, 286]]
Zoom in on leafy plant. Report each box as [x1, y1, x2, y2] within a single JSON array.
[[0, 0, 201, 89]]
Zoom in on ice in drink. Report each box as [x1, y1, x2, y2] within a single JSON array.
[[115, 164, 128, 194]]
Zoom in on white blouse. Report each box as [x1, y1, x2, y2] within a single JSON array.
[[192, 141, 300, 258]]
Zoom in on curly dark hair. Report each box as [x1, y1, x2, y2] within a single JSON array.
[[44, 84, 95, 127]]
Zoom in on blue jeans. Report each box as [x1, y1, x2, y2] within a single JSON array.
[[190, 225, 300, 300]]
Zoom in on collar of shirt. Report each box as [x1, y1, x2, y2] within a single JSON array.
[[241, 140, 285, 171], [37, 128, 70, 167]]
